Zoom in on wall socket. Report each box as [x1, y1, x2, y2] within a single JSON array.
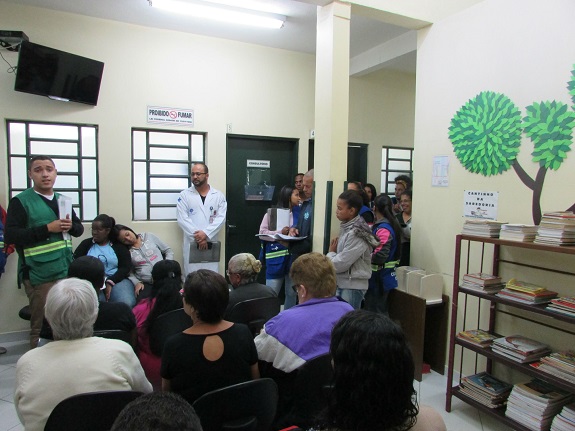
[[227, 123, 232, 133]]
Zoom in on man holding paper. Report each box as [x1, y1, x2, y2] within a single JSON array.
[[5, 155, 83, 348]]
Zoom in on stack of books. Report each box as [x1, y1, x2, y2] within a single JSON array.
[[492, 335, 551, 363], [462, 219, 507, 238], [500, 223, 539, 242], [531, 351, 575, 385], [547, 297, 575, 318], [496, 278, 558, 305], [461, 272, 504, 293], [535, 211, 575, 246], [505, 379, 573, 430], [551, 402, 575, 431], [459, 372, 512, 408], [456, 329, 498, 348]]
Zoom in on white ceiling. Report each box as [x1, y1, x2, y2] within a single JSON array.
[[6, 0, 417, 73]]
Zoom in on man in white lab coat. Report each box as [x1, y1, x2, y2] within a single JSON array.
[[177, 163, 227, 275]]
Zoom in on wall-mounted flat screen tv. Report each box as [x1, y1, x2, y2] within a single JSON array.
[[14, 41, 104, 106]]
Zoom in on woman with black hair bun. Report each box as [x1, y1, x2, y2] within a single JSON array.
[[132, 259, 183, 389], [318, 309, 446, 431], [73, 214, 135, 307]]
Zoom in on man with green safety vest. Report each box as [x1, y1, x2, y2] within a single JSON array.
[[5, 156, 84, 348]]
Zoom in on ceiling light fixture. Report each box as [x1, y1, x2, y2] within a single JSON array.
[[149, 0, 286, 29]]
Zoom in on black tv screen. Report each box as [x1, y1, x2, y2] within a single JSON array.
[[14, 41, 104, 106]]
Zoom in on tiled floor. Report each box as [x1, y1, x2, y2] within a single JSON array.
[[0, 331, 511, 431]]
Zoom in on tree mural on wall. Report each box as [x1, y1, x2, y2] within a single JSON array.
[[449, 65, 575, 225]]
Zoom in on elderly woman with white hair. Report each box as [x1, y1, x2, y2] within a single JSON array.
[[14, 278, 152, 431], [224, 252, 276, 317]]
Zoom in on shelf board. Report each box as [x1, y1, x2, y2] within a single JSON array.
[[451, 386, 532, 431], [458, 286, 575, 325], [455, 338, 575, 393], [459, 234, 575, 255]]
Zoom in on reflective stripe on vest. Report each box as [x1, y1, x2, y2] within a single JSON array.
[[371, 260, 400, 272], [266, 249, 289, 260], [23, 239, 72, 257]]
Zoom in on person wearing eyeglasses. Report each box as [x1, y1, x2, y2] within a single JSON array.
[[177, 162, 227, 275]]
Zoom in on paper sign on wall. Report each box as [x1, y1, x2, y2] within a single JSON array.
[[463, 190, 499, 220], [147, 106, 194, 126]]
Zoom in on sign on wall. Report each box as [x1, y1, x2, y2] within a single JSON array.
[[463, 190, 499, 220], [147, 106, 194, 126]]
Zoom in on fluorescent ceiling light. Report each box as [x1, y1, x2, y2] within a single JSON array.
[[150, 0, 286, 29]]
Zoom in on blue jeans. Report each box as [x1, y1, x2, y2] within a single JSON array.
[[99, 278, 135, 308], [266, 278, 284, 296], [336, 288, 365, 310], [283, 276, 297, 310]]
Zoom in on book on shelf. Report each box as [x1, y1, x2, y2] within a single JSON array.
[[506, 278, 549, 295], [550, 402, 575, 431], [547, 297, 575, 317], [542, 211, 575, 221], [531, 361, 575, 385], [459, 372, 512, 408], [497, 288, 558, 305], [492, 335, 551, 363], [456, 329, 498, 347], [462, 272, 502, 286], [461, 280, 505, 294], [500, 224, 538, 242], [462, 219, 507, 238], [505, 379, 573, 431], [531, 351, 575, 384]]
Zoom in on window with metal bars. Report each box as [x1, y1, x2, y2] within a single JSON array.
[[132, 128, 205, 221], [380, 146, 413, 196], [6, 119, 99, 222]]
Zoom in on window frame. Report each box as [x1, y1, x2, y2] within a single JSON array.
[[381, 146, 413, 197], [6, 119, 99, 222], [131, 127, 206, 221]]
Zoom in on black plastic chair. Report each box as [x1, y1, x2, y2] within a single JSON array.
[[149, 308, 191, 356], [93, 329, 134, 347], [192, 378, 278, 431], [44, 390, 144, 431], [227, 297, 280, 337]]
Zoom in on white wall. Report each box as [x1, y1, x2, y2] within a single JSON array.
[[413, 0, 575, 358], [0, 1, 417, 333]]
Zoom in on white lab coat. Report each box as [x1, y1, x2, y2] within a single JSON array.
[[176, 185, 227, 275]]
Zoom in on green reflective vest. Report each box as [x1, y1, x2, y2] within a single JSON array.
[[17, 188, 72, 285]]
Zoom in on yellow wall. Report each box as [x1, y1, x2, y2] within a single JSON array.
[[0, 1, 417, 333], [413, 0, 575, 370]]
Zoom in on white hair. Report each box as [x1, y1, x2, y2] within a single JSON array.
[[45, 278, 99, 340]]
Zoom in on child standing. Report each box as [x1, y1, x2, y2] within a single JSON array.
[[327, 190, 379, 309], [365, 194, 403, 314]]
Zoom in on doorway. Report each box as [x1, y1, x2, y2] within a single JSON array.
[[225, 135, 298, 280], [307, 141, 368, 185]]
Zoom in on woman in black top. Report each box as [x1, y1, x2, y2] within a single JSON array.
[[161, 269, 259, 404]]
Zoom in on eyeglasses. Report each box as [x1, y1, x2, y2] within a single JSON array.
[[226, 270, 237, 277], [191, 172, 207, 177], [291, 284, 302, 293]]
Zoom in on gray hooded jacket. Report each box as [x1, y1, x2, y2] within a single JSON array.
[[326, 215, 379, 291]]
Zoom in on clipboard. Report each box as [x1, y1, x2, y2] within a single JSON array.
[[189, 241, 221, 263]]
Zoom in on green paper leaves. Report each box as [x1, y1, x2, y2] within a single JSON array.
[[569, 65, 575, 111], [524, 101, 575, 170], [449, 91, 522, 176]]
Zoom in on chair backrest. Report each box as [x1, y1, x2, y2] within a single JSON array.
[[227, 297, 280, 337], [93, 329, 133, 346], [280, 353, 334, 430], [149, 308, 190, 356], [44, 390, 144, 431], [192, 378, 278, 431]]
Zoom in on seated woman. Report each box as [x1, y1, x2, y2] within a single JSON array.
[[74, 214, 135, 307], [39, 256, 137, 344], [318, 309, 446, 431], [15, 278, 152, 431], [255, 252, 353, 374], [161, 269, 259, 404], [132, 259, 183, 389], [114, 224, 174, 301], [225, 252, 276, 318]]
